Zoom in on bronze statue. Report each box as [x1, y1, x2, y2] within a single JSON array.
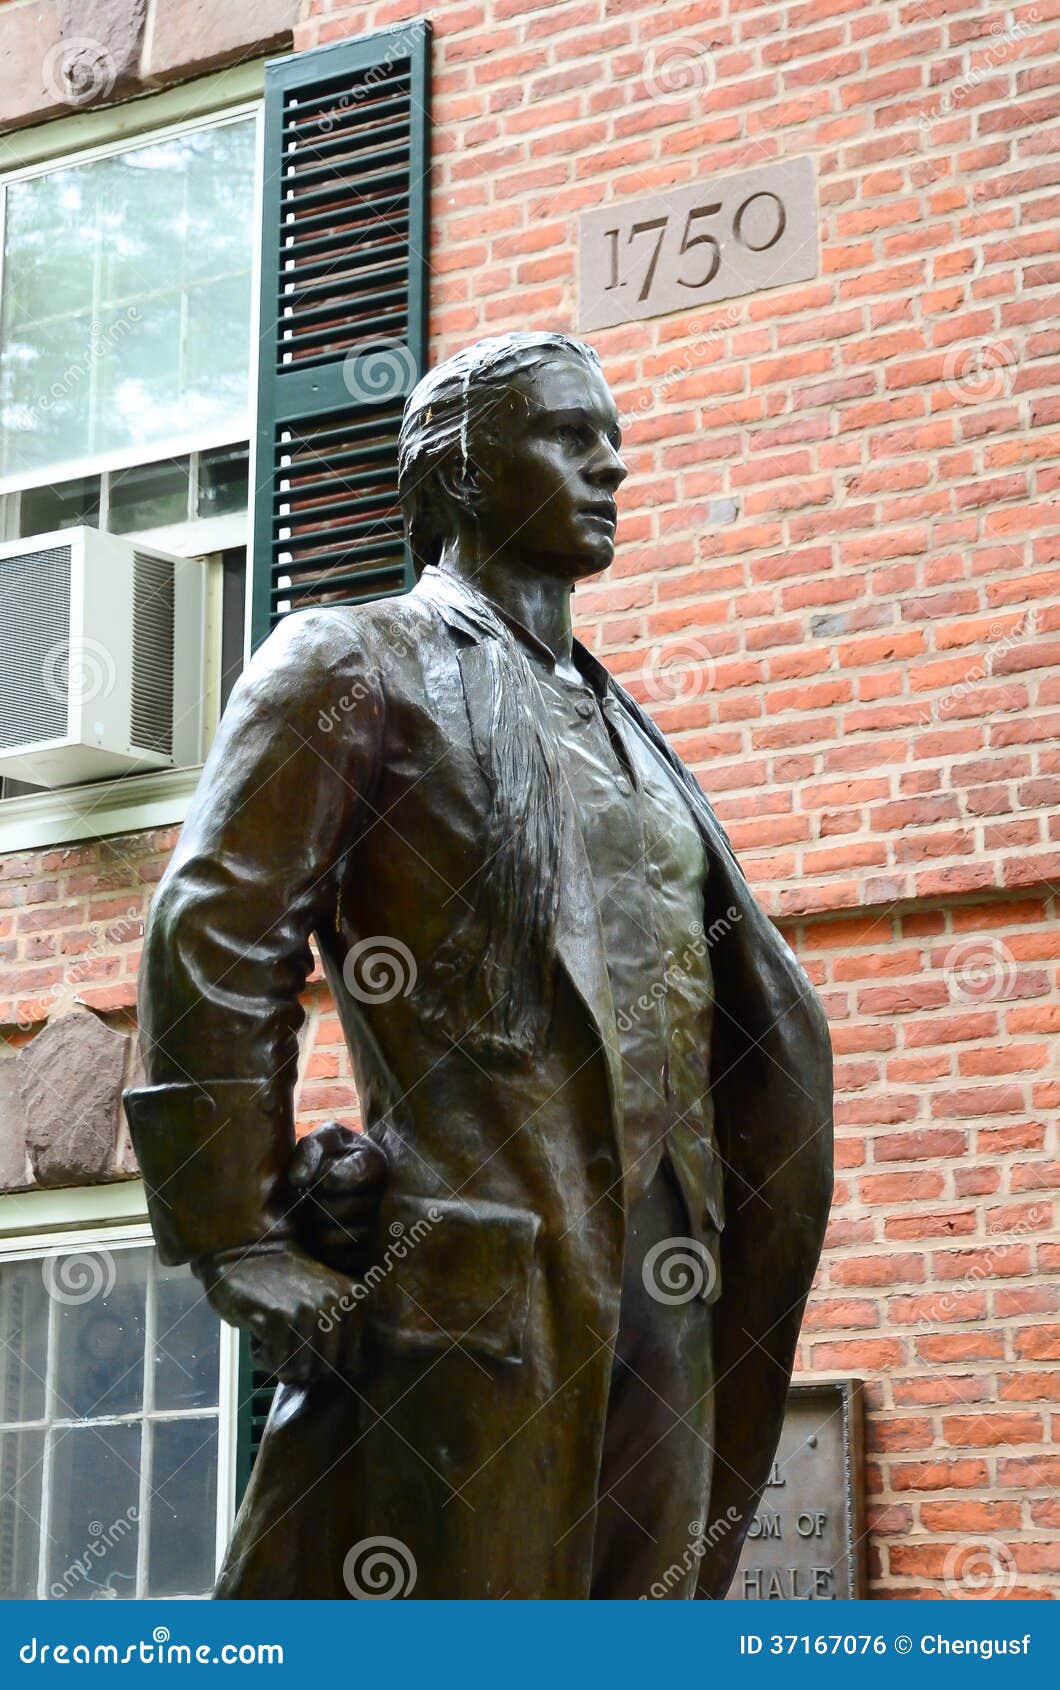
[[124, 332, 833, 1599]]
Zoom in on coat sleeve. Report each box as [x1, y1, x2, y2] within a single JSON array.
[[123, 608, 385, 1265], [694, 853, 834, 1598]]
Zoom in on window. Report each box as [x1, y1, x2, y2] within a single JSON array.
[[0, 1229, 235, 1599], [0, 100, 260, 829], [7, 445, 249, 541], [0, 114, 257, 488], [0, 25, 434, 841]]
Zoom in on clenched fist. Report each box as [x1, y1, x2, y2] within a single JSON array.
[[289, 1120, 387, 1275], [195, 1123, 388, 1384]]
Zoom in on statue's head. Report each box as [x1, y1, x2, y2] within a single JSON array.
[[398, 331, 627, 581]]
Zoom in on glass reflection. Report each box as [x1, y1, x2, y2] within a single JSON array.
[[0, 115, 255, 479]]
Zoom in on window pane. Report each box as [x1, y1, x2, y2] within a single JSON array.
[[154, 1262, 220, 1412], [0, 115, 256, 479], [0, 1259, 50, 1423], [0, 1427, 44, 1596], [1, 1246, 224, 1600], [108, 457, 190, 533], [52, 1248, 148, 1419], [47, 1423, 140, 1599], [198, 443, 249, 518], [148, 1418, 218, 1596], [96, 297, 183, 456], [19, 474, 101, 535]]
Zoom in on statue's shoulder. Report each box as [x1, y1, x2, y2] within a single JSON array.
[[254, 590, 435, 658], [233, 606, 393, 736]]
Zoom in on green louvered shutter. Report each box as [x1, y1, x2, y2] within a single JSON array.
[[250, 20, 431, 650], [234, 1336, 278, 1507]]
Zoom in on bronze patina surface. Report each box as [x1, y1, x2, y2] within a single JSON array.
[[125, 332, 833, 1599]]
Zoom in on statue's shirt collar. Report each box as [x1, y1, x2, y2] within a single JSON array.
[[418, 564, 612, 699]]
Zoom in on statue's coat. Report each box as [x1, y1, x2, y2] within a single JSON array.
[[126, 565, 832, 1599]]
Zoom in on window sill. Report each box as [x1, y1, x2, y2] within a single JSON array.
[[0, 1179, 147, 1245], [0, 765, 201, 854]]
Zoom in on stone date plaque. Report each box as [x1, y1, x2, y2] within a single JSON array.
[[727, 1380, 866, 1601], [579, 155, 817, 332]]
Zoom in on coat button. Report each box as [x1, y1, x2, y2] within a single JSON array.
[[615, 775, 632, 796]]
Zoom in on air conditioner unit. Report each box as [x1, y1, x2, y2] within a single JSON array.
[[0, 526, 205, 788]]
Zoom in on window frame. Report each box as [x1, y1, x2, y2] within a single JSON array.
[[0, 96, 263, 498], [0, 68, 268, 851], [0, 1181, 240, 1598]]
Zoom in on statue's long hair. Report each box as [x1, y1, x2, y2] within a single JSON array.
[[397, 333, 603, 1054]]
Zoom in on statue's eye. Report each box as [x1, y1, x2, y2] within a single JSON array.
[[557, 424, 587, 449]]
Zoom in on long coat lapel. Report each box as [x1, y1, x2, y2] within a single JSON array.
[[418, 571, 625, 1139]]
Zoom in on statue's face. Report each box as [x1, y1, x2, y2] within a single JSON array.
[[473, 355, 627, 580]]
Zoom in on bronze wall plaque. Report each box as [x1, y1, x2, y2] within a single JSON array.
[[727, 1380, 866, 1601], [579, 155, 818, 332]]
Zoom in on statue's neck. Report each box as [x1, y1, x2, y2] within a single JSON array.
[[438, 548, 576, 674]]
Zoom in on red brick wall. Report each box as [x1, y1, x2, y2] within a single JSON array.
[[1, 0, 1058, 1599], [793, 895, 1058, 1596]]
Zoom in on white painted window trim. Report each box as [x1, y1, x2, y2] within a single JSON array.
[[0, 763, 203, 854], [0, 1182, 240, 1587], [0, 1178, 150, 1240]]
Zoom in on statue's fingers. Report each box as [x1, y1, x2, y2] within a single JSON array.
[[288, 1121, 361, 1189], [318, 1142, 387, 1196]]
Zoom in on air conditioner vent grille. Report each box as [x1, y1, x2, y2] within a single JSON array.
[[131, 550, 174, 756], [0, 546, 71, 751]]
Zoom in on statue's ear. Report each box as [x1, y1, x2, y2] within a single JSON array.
[[436, 448, 492, 517]]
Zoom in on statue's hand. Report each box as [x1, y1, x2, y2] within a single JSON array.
[[197, 1245, 364, 1384], [288, 1121, 387, 1275]]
